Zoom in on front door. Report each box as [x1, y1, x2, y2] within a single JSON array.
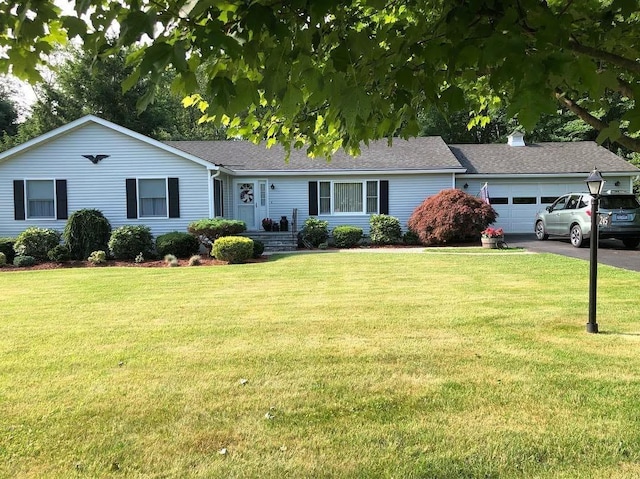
[[235, 180, 268, 230]]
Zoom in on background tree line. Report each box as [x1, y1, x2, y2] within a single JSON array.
[[0, 45, 226, 152]]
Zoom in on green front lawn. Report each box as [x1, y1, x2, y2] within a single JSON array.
[[2, 252, 640, 478]]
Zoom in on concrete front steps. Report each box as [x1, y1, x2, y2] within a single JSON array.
[[243, 231, 298, 252]]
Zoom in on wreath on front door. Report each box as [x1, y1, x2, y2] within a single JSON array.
[[240, 183, 254, 203]]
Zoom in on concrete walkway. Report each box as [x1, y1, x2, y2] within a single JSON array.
[[266, 234, 640, 272]]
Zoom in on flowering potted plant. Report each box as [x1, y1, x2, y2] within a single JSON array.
[[481, 227, 504, 248]]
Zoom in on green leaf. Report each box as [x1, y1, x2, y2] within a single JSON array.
[[331, 43, 351, 72], [596, 121, 622, 144], [61, 15, 88, 38], [622, 108, 640, 134], [440, 86, 465, 112], [122, 69, 141, 93]]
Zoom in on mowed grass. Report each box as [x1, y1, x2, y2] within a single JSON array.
[[2, 252, 640, 478]]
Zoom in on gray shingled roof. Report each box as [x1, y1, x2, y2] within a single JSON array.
[[450, 142, 639, 175], [164, 137, 464, 171]]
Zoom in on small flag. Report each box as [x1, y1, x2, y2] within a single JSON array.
[[480, 183, 490, 205]]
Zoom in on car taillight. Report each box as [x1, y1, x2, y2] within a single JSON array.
[[586, 210, 591, 216]]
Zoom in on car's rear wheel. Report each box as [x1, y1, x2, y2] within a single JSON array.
[[534, 221, 548, 240], [622, 238, 640, 249], [570, 224, 586, 248]]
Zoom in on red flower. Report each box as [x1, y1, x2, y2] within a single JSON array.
[[481, 227, 504, 238]]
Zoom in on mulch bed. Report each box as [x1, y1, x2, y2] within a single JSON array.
[[0, 256, 269, 271]]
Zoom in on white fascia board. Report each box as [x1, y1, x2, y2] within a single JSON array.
[[230, 168, 466, 177], [214, 166, 235, 175], [456, 172, 639, 179], [0, 114, 220, 171]]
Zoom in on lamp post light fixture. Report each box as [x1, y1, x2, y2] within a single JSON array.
[[585, 168, 606, 334]]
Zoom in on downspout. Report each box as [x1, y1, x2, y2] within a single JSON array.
[[209, 169, 221, 218]]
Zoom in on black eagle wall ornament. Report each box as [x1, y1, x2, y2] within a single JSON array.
[[82, 154, 110, 164]]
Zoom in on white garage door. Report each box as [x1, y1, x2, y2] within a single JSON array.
[[458, 178, 632, 234], [482, 182, 587, 234]]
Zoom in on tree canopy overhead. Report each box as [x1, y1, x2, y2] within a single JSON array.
[[1, 0, 639, 156]]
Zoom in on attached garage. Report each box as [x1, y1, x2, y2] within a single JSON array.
[[450, 134, 639, 234]]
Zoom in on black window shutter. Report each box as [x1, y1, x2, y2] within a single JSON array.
[[13, 180, 25, 220], [214, 178, 223, 217], [380, 180, 389, 215], [126, 178, 138, 219], [55, 180, 68, 220], [219, 181, 224, 217], [168, 177, 180, 218], [308, 181, 318, 215]]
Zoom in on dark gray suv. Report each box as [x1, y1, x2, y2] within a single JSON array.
[[534, 191, 640, 248]]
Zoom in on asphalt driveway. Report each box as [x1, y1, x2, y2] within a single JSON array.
[[507, 234, 640, 272]]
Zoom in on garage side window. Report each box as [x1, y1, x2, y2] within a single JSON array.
[[27, 180, 55, 218], [139, 179, 167, 217]]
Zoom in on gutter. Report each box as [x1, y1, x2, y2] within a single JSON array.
[[456, 172, 640, 179], [230, 168, 467, 177]]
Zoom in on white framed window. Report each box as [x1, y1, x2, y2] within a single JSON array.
[[26, 179, 55, 218], [139, 178, 168, 218], [319, 181, 331, 214], [318, 180, 379, 215], [366, 181, 378, 214], [260, 182, 266, 207]]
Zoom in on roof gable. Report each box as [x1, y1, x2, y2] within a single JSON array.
[[0, 115, 217, 169]]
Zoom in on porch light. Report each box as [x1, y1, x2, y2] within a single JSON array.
[[584, 168, 605, 334], [270, 183, 275, 190]]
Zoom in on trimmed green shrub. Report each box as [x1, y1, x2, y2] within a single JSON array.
[[211, 236, 254, 264], [300, 217, 329, 247], [48, 244, 71, 262], [0, 252, 6, 265], [156, 231, 200, 258], [369, 214, 402, 245], [408, 189, 498, 245], [403, 229, 422, 245], [88, 250, 107, 264], [14, 227, 61, 260], [14, 255, 35, 267], [252, 239, 265, 258], [108, 225, 154, 260], [0, 238, 16, 264], [187, 219, 247, 249], [63, 209, 112, 260], [164, 254, 179, 267], [332, 225, 363, 248]]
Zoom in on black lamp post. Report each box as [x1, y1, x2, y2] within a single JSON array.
[[585, 168, 605, 334]]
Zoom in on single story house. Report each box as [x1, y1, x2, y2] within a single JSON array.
[[0, 116, 638, 239]]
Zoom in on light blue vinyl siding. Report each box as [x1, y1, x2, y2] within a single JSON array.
[[0, 123, 211, 238]]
